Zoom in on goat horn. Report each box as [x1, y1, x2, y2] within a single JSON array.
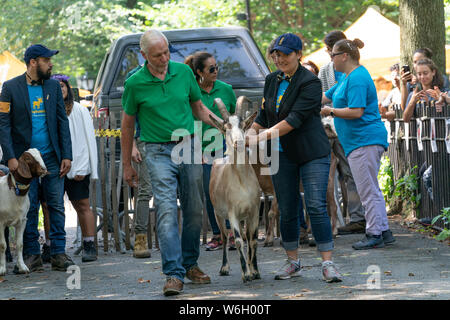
[[235, 96, 252, 119], [214, 98, 230, 122]]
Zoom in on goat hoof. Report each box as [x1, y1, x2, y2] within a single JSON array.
[[252, 272, 261, 280], [243, 275, 252, 283], [219, 268, 230, 276], [0, 268, 6, 276], [263, 241, 273, 247]]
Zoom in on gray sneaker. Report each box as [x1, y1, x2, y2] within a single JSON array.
[[322, 261, 342, 283], [274, 259, 302, 280]]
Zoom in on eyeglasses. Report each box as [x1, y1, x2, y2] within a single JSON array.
[[208, 65, 219, 73], [330, 52, 345, 59]]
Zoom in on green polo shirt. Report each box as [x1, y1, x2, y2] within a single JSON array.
[[122, 60, 202, 142], [197, 80, 236, 152]]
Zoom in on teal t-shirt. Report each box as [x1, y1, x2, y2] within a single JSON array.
[[276, 79, 289, 152], [325, 65, 388, 156], [334, 70, 344, 83], [28, 85, 52, 155]]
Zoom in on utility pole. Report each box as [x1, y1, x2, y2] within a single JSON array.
[[246, 0, 252, 33]]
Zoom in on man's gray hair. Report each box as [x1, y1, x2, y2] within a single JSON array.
[[140, 29, 169, 53]]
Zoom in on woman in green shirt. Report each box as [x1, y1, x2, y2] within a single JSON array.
[[185, 51, 237, 251]]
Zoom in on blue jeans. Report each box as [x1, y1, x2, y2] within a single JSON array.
[[271, 152, 333, 252], [202, 163, 230, 235], [145, 140, 204, 282], [24, 152, 66, 256]]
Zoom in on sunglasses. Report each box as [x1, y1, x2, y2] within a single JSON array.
[[208, 65, 219, 73], [330, 52, 345, 58]]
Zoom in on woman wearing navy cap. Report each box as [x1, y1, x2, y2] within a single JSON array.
[[247, 33, 342, 283]]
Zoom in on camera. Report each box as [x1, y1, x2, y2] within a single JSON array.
[[402, 65, 410, 73], [402, 65, 411, 82]]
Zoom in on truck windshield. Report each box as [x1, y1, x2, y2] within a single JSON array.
[[112, 37, 264, 93]]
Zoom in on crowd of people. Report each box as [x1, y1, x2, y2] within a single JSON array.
[[0, 27, 448, 297]]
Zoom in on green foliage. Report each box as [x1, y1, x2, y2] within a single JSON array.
[[432, 207, 450, 241], [0, 0, 424, 81], [38, 206, 44, 231], [394, 165, 421, 210], [378, 156, 394, 202], [249, 0, 399, 58]]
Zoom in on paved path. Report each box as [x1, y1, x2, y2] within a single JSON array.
[[0, 216, 449, 300]]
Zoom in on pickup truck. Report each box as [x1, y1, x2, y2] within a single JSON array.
[[91, 26, 270, 129]]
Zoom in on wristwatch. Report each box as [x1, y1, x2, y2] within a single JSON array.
[[330, 108, 335, 118]]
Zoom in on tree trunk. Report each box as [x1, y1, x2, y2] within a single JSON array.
[[399, 0, 446, 73]]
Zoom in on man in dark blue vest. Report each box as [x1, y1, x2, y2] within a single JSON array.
[[0, 44, 74, 273]]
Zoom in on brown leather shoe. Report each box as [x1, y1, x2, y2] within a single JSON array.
[[337, 221, 366, 235], [13, 254, 43, 274], [163, 277, 183, 296], [186, 266, 211, 284]]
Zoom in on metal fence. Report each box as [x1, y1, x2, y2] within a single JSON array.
[[385, 103, 450, 228]]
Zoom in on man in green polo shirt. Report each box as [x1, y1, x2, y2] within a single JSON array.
[[121, 29, 222, 297]]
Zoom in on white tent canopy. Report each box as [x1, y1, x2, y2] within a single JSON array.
[[304, 7, 400, 78]]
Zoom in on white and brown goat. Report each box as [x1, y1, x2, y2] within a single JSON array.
[[208, 96, 261, 283], [0, 148, 47, 275]]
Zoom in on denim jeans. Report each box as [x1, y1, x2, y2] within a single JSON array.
[[145, 138, 203, 282], [24, 152, 66, 256], [271, 152, 334, 252], [202, 163, 230, 235]]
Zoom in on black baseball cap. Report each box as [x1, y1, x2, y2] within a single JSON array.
[[24, 44, 59, 63]]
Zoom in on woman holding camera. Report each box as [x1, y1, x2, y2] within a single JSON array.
[[402, 58, 446, 122]]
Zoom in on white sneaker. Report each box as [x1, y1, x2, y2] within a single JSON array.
[[274, 259, 302, 280], [322, 261, 342, 283]]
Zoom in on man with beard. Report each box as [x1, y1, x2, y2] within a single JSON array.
[[0, 44, 74, 273]]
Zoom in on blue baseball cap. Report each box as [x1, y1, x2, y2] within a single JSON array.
[[270, 33, 302, 55], [24, 44, 59, 63]]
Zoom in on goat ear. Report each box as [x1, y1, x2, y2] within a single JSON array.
[[242, 111, 258, 132], [209, 114, 226, 135], [16, 158, 32, 179]]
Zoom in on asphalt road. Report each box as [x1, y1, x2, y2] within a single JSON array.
[[0, 216, 449, 301]]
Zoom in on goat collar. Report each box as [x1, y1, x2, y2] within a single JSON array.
[[7, 173, 31, 196]]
